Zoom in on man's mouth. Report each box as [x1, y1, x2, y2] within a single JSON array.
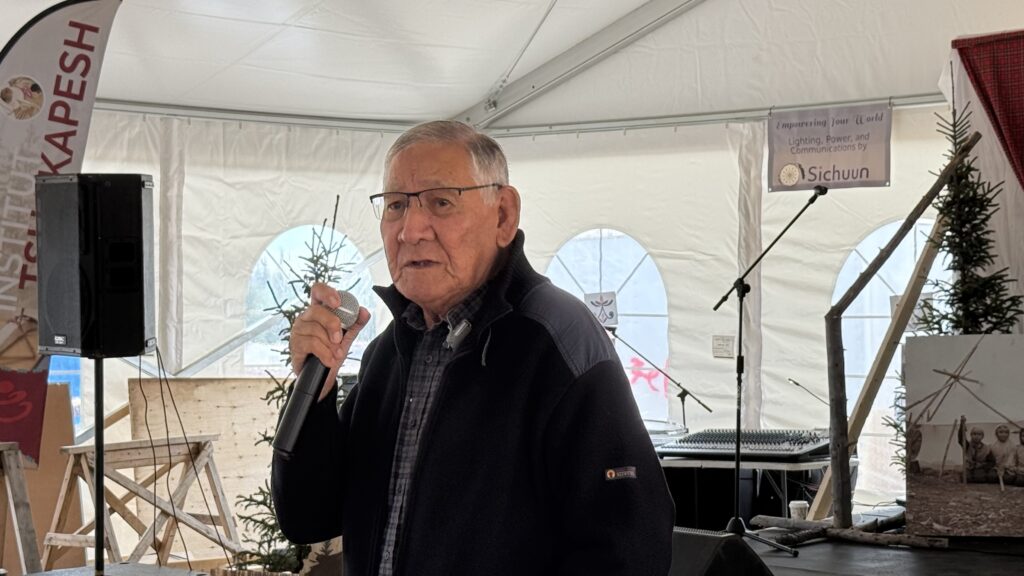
[[405, 259, 437, 268]]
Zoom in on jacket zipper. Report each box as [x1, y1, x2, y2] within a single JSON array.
[[368, 329, 409, 576], [390, 312, 511, 575]]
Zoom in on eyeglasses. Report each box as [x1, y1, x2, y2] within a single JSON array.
[[369, 183, 501, 221]]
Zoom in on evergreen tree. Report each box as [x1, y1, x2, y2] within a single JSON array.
[[234, 197, 355, 572], [917, 103, 1023, 335]]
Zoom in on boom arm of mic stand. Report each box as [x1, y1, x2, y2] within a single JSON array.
[[607, 327, 712, 413], [712, 186, 827, 312]]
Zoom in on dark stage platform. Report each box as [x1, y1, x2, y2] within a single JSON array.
[[28, 540, 1024, 576], [753, 536, 1024, 576]]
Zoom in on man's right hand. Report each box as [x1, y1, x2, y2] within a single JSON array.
[[289, 282, 371, 400]]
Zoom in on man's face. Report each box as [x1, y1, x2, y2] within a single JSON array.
[[970, 430, 984, 445], [382, 141, 517, 319], [997, 428, 1009, 442]]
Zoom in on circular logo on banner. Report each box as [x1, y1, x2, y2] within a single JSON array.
[[0, 76, 45, 120], [779, 163, 803, 187]]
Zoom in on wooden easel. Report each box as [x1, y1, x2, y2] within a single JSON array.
[[0, 442, 42, 574], [41, 434, 243, 570]]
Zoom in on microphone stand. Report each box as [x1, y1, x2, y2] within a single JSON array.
[[606, 326, 711, 432], [788, 377, 830, 407], [711, 185, 827, 556]]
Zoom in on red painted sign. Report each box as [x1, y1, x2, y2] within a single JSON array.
[[0, 369, 48, 463]]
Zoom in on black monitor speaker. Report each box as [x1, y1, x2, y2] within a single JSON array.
[[669, 527, 774, 576], [35, 173, 156, 359]]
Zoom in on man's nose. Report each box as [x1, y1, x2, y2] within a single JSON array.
[[397, 199, 434, 243]]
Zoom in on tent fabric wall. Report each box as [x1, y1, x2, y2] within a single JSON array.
[[760, 106, 949, 431], [730, 122, 766, 430], [501, 124, 744, 429], [78, 105, 952, 505]]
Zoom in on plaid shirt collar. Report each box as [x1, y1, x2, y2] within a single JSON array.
[[400, 283, 488, 338]]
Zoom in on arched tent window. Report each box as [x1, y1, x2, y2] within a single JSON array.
[[832, 218, 949, 505], [545, 228, 670, 422], [244, 225, 377, 376]]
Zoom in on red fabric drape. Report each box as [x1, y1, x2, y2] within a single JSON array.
[[954, 30, 1024, 189]]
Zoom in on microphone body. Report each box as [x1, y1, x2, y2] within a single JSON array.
[[273, 290, 360, 457]]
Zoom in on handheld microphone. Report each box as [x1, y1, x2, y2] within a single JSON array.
[[273, 290, 360, 457]]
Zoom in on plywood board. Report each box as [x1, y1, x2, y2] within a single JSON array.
[[128, 378, 281, 562]]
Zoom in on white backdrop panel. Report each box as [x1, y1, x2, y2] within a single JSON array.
[[501, 124, 744, 430], [760, 106, 949, 431]]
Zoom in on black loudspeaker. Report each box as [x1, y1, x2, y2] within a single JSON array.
[[35, 174, 156, 359], [669, 528, 774, 576]]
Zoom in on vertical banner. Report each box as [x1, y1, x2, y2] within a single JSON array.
[[0, 0, 120, 465], [0, 0, 121, 371], [767, 103, 892, 192]]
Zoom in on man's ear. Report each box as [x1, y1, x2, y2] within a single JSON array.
[[495, 185, 521, 248]]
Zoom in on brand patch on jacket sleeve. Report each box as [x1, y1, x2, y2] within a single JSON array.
[[604, 466, 637, 481]]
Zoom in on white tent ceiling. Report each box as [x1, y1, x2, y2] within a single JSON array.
[[6, 0, 1024, 130]]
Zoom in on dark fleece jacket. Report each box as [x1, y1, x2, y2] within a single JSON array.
[[272, 230, 674, 575]]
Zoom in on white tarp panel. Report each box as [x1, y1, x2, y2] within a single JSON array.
[[71, 102, 979, 506]]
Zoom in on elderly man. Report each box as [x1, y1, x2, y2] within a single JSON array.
[[272, 121, 674, 575]]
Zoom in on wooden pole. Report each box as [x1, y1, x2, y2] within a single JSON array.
[[755, 511, 935, 548], [809, 132, 982, 523], [813, 216, 947, 524], [939, 417, 958, 478], [824, 529, 947, 549], [962, 419, 968, 484], [824, 311, 853, 527], [752, 510, 905, 533]]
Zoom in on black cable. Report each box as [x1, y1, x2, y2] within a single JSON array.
[[156, 345, 232, 567], [155, 347, 193, 571], [138, 358, 161, 565]]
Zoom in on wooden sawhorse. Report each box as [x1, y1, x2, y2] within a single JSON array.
[[0, 441, 42, 574], [42, 434, 243, 570]]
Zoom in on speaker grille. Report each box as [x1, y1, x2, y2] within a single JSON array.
[[35, 174, 155, 358]]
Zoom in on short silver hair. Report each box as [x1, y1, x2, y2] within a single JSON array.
[[384, 120, 508, 203]]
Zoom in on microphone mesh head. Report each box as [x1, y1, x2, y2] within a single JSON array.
[[332, 290, 360, 328]]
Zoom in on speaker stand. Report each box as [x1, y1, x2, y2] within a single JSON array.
[[712, 186, 828, 558], [94, 357, 105, 575]]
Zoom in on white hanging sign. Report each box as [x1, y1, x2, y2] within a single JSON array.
[[585, 291, 618, 327], [768, 103, 892, 192]]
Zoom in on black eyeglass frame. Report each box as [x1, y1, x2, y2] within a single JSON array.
[[369, 183, 502, 219]]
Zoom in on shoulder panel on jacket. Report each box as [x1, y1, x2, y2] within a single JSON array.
[[518, 282, 618, 379]]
